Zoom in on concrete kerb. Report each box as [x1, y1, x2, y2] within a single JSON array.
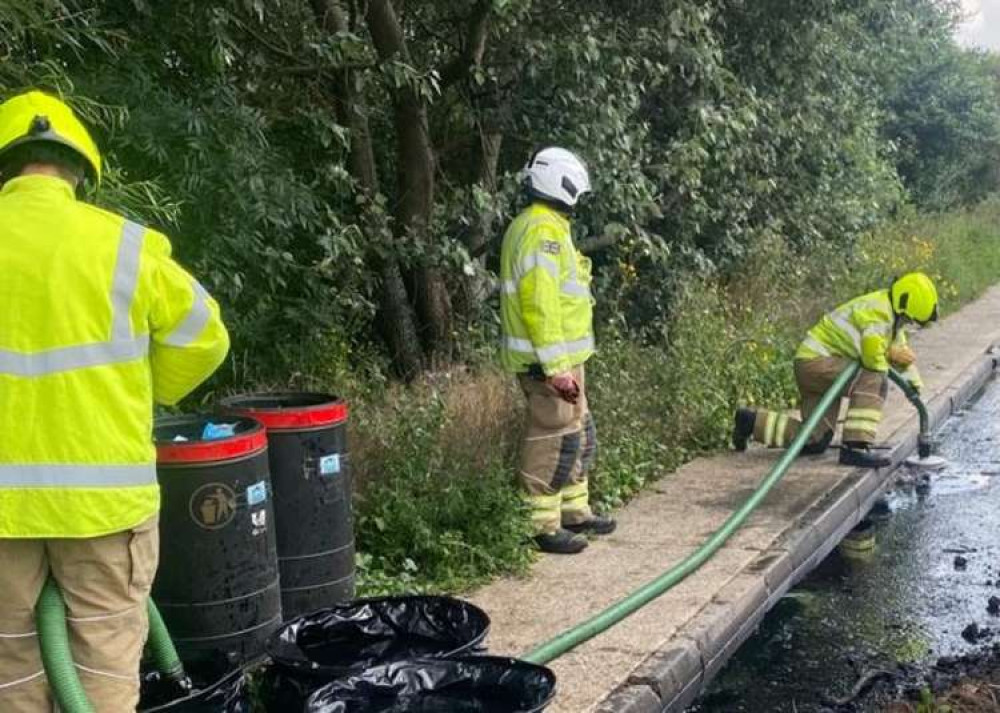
[[625, 641, 703, 709], [595, 685, 663, 713], [597, 347, 998, 713]]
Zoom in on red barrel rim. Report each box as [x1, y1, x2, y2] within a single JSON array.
[[221, 393, 348, 431], [156, 425, 268, 464]]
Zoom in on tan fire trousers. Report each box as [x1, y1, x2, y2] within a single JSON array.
[[753, 357, 888, 449], [0, 517, 159, 713], [518, 365, 597, 535]]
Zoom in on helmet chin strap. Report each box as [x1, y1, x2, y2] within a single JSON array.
[[524, 183, 574, 215]]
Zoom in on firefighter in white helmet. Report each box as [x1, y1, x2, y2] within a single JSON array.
[[499, 147, 615, 554]]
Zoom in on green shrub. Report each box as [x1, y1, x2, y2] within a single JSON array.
[[351, 372, 533, 595]]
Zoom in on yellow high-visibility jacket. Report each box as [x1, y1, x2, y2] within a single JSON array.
[[795, 288, 922, 388], [500, 203, 594, 376], [0, 175, 230, 538]]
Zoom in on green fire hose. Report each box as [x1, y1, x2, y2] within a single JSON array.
[[887, 368, 933, 458], [36, 577, 188, 713], [523, 362, 862, 665]]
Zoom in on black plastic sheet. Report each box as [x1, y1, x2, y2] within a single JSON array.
[[261, 596, 491, 709], [139, 665, 249, 713], [304, 656, 557, 713]]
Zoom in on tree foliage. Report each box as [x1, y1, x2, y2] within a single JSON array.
[[1, 0, 997, 380]]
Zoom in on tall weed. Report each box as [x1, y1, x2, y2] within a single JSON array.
[[350, 371, 533, 595]]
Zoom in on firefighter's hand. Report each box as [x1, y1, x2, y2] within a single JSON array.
[[547, 372, 580, 404], [888, 345, 916, 369]]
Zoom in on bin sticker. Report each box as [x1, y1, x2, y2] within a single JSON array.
[[189, 483, 237, 530], [251, 509, 267, 537], [246, 481, 268, 506], [319, 454, 341, 476]]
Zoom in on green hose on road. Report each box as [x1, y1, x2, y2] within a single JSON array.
[[888, 368, 932, 457], [36, 578, 188, 713], [523, 363, 861, 665]]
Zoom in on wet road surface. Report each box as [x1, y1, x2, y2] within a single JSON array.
[[690, 378, 1000, 712]]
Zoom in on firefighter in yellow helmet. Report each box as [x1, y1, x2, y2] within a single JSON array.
[[733, 273, 938, 468], [0, 91, 229, 711], [500, 147, 615, 555]]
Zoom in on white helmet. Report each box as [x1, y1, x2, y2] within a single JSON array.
[[522, 147, 591, 208]]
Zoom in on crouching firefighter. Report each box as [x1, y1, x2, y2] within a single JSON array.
[[499, 147, 616, 555], [732, 272, 938, 469]]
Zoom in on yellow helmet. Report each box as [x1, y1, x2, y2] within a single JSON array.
[[891, 272, 938, 325], [0, 91, 101, 183]]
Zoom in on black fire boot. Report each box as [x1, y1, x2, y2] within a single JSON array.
[[534, 529, 589, 554], [564, 514, 617, 536], [732, 408, 756, 452], [800, 429, 834, 456], [839, 443, 891, 469]]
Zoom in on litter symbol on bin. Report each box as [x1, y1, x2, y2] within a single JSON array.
[[246, 481, 268, 506], [189, 483, 237, 530], [251, 509, 267, 537], [319, 454, 341, 477]]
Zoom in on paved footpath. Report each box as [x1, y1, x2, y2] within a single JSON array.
[[470, 285, 1000, 713]]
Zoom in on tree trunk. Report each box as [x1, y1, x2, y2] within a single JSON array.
[[466, 122, 503, 257], [310, 0, 424, 378], [365, 0, 453, 359]]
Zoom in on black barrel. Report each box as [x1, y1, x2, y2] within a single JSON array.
[[219, 393, 354, 619], [154, 415, 282, 664]]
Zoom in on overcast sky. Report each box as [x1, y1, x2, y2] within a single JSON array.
[[957, 0, 1000, 50]]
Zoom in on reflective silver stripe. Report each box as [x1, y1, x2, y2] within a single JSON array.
[[801, 335, 831, 357], [506, 336, 535, 353], [862, 324, 891, 339], [0, 220, 148, 376], [775, 414, 789, 447], [109, 221, 145, 340], [536, 342, 566, 362], [843, 420, 879, 435], [162, 280, 211, 347], [830, 314, 861, 350], [0, 336, 149, 377], [855, 295, 892, 313], [764, 412, 777, 446], [516, 253, 559, 281], [0, 464, 157, 488], [564, 336, 595, 354], [504, 335, 595, 362], [502, 280, 517, 295], [560, 281, 590, 298], [536, 336, 595, 362]]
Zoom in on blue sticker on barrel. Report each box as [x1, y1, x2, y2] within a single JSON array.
[[247, 481, 268, 506], [319, 454, 341, 476]]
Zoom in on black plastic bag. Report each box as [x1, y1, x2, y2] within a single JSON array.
[[305, 656, 557, 713], [261, 596, 490, 710], [139, 665, 250, 712]]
